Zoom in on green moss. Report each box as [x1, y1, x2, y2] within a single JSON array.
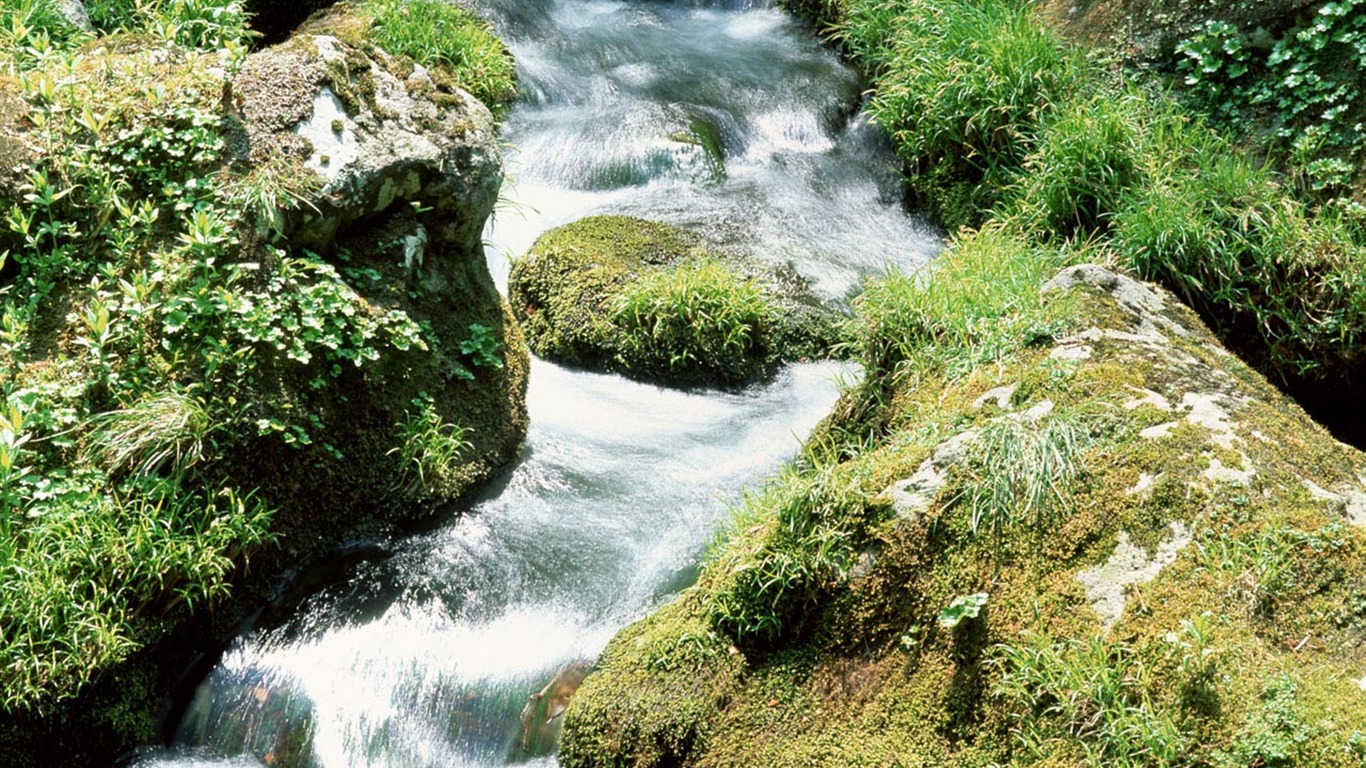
[[564, 250, 1366, 766], [509, 215, 846, 387]]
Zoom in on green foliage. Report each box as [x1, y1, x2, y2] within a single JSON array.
[[389, 394, 471, 494], [459, 322, 504, 369], [1112, 142, 1366, 380], [993, 632, 1188, 766], [0, 465, 274, 709], [363, 0, 516, 115], [612, 258, 774, 384], [704, 458, 875, 647], [1214, 675, 1315, 767], [0, 0, 89, 71], [853, 224, 1074, 382], [1005, 91, 1144, 238], [937, 592, 987, 629], [953, 410, 1091, 539], [0, 2, 455, 716], [1175, 1, 1366, 184], [82, 389, 211, 480], [853, 0, 1085, 228]]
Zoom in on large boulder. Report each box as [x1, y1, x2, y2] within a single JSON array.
[[561, 264, 1366, 766], [508, 215, 846, 388], [0, 26, 527, 767]]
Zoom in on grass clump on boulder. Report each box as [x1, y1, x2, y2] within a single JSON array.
[[509, 215, 846, 387], [562, 240, 1366, 768]]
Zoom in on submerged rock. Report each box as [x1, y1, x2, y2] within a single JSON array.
[[508, 214, 847, 387], [561, 264, 1366, 766]]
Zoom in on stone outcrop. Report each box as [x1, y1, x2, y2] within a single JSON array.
[[0, 25, 527, 767], [508, 214, 847, 388], [561, 265, 1366, 766]]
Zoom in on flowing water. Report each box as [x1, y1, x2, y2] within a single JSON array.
[[134, 1, 939, 765]]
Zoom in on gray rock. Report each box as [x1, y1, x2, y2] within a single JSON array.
[[56, 0, 92, 32], [233, 34, 502, 261]]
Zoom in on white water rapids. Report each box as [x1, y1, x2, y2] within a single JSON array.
[[134, 1, 939, 765]]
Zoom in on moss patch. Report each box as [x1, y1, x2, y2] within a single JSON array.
[[561, 256, 1366, 767], [508, 215, 847, 388]]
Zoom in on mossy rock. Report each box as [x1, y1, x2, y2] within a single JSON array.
[[0, 18, 527, 767], [561, 264, 1366, 767], [508, 215, 847, 388]]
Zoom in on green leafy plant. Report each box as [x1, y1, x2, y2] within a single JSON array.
[[460, 322, 504, 368], [389, 394, 471, 494], [937, 592, 988, 629], [1174, 1, 1366, 191]]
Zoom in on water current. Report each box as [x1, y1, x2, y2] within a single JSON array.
[[134, 1, 940, 765]]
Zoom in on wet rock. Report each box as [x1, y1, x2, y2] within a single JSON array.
[[508, 215, 848, 387], [233, 33, 501, 261]]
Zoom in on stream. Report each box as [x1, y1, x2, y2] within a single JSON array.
[[134, 0, 939, 765]]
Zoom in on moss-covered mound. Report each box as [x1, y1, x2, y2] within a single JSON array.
[[782, 0, 1366, 444], [508, 215, 847, 388], [0, 2, 524, 763], [561, 230, 1366, 767]]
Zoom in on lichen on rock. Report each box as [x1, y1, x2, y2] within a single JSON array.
[[561, 263, 1366, 767]]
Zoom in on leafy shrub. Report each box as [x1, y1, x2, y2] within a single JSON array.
[[612, 258, 774, 384], [1174, 1, 1366, 192]]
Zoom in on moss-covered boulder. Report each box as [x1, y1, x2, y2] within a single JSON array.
[[508, 215, 846, 387], [0, 11, 525, 765], [561, 260, 1366, 767]]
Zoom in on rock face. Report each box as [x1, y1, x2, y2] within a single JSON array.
[[508, 215, 846, 387], [560, 265, 1366, 766], [234, 32, 502, 261], [0, 28, 527, 767], [1036, 0, 1320, 59]]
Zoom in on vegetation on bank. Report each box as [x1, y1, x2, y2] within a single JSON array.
[[0, 0, 517, 746], [508, 215, 846, 387], [562, 0, 1366, 765], [563, 226, 1366, 768], [786, 0, 1366, 400]]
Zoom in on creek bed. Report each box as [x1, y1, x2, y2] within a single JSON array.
[[133, 1, 938, 765]]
